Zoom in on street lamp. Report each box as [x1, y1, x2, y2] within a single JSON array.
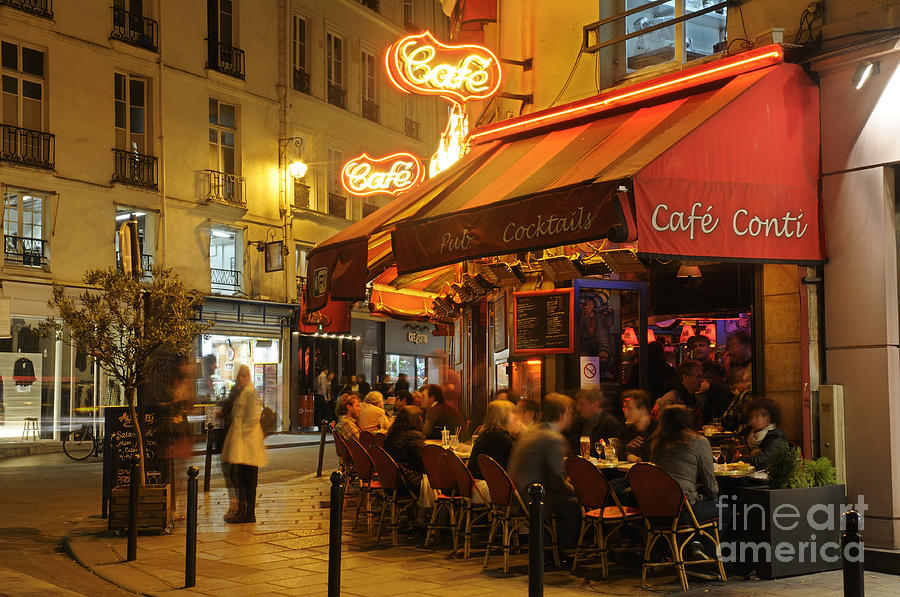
[[279, 136, 307, 179]]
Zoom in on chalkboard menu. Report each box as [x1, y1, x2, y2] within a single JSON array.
[[513, 288, 574, 354], [105, 405, 168, 487]]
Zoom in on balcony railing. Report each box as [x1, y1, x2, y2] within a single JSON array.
[[112, 148, 158, 189], [208, 43, 245, 79], [211, 268, 242, 293], [1, 0, 52, 19], [358, 0, 379, 12], [328, 193, 347, 219], [1, 124, 55, 170], [404, 118, 420, 140], [116, 252, 153, 280], [327, 83, 346, 109], [362, 99, 379, 123], [293, 68, 310, 94], [4, 235, 46, 268], [293, 182, 311, 209], [205, 169, 246, 208], [110, 8, 158, 52]]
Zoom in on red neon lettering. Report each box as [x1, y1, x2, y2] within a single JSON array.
[[340, 153, 425, 197]]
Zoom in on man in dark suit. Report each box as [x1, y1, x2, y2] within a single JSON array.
[[508, 393, 580, 563], [421, 384, 463, 440], [567, 388, 623, 458]]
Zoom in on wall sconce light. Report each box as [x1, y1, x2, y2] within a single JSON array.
[[280, 136, 308, 178], [676, 264, 703, 278], [851, 60, 879, 90]]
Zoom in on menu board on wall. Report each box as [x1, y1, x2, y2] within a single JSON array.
[[105, 405, 168, 487], [513, 288, 574, 354], [254, 363, 279, 411]]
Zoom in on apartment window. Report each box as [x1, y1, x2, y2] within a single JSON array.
[[1, 41, 44, 131], [296, 244, 311, 293], [114, 73, 147, 153], [403, 0, 415, 29], [115, 207, 154, 279], [624, 0, 726, 73], [209, 99, 237, 174], [207, 0, 244, 78], [210, 225, 243, 295], [3, 188, 47, 268], [327, 147, 347, 219], [358, 0, 379, 12], [361, 50, 378, 123], [326, 33, 346, 109], [112, 0, 159, 52], [403, 96, 419, 140], [292, 15, 310, 94]]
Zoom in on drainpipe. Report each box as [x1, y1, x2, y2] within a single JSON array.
[[157, 0, 166, 267]]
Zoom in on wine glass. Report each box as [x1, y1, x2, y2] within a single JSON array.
[[711, 447, 722, 464]]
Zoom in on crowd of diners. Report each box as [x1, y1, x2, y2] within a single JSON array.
[[331, 356, 788, 570]]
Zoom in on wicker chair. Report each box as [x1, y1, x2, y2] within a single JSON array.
[[445, 449, 490, 558], [422, 445, 462, 552], [369, 444, 419, 546], [344, 436, 382, 534]]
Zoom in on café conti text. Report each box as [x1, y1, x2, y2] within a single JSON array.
[[651, 201, 809, 240]]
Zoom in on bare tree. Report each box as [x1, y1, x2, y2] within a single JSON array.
[[45, 267, 208, 485]]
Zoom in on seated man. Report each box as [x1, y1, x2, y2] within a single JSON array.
[[508, 393, 580, 563], [618, 389, 657, 462], [652, 360, 704, 430], [421, 384, 463, 440], [567, 387, 623, 458]]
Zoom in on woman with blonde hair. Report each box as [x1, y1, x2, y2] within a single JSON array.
[[468, 400, 516, 479], [222, 364, 267, 523]]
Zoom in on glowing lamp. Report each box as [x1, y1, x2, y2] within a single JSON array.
[[852, 60, 879, 90], [647, 329, 656, 343], [288, 160, 308, 178], [341, 152, 425, 197], [679, 325, 696, 344], [701, 323, 717, 344], [622, 327, 639, 346], [385, 31, 502, 104], [676, 265, 702, 278], [525, 359, 542, 366]]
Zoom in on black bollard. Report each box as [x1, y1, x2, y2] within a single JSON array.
[[127, 462, 139, 561], [101, 434, 113, 518], [328, 471, 344, 597], [316, 419, 329, 478], [842, 510, 864, 597], [185, 466, 200, 588], [204, 423, 214, 493], [528, 483, 545, 597]]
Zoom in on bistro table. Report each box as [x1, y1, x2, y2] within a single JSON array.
[[425, 439, 472, 460], [615, 461, 757, 478]]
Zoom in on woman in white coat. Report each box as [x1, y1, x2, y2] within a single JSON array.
[[222, 364, 267, 523]]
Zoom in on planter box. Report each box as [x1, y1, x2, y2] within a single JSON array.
[[739, 484, 846, 579], [108, 483, 171, 532]]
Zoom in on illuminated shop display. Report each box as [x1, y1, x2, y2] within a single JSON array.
[[340, 152, 425, 197]]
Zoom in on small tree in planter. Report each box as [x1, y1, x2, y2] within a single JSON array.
[[45, 266, 206, 486]]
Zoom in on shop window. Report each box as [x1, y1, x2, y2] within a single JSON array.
[[210, 224, 242, 295], [115, 207, 154, 280], [624, 0, 726, 73], [3, 187, 48, 268]]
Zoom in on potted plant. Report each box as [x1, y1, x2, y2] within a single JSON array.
[[45, 267, 206, 530], [736, 444, 846, 579]]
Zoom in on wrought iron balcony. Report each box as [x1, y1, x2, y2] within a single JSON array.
[[4, 235, 47, 268], [110, 7, 158, 52], [1, 0, 52, 19], [358, 0, 379, 12], [362, 99, 379, 123], [293, 68, 310, 94], [208, 43, 245, 79], [1, 124, 55, 169], [205, 169, 246, 208], [116, 252, 153, 280], [211, 268, 242, 294], [112, 148, 158, 189], [328, 193, 347, 219], [404, 118, 420, 140], [293, 181, 311, 209], [327, 84, 346, 109]]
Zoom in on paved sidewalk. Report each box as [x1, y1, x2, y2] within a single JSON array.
[[66, 474, 900, 597]]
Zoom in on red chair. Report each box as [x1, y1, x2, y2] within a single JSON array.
[[628, 463, 727, 591], [344, 436, 382, 535], [478, 455, 560, 574], [332, 431, 356, 491], [369, 445, 418, 546], [372, 433, 387, 447], [445, 450, 489, 559], [422, 445, 461, 553], [359, 429, 377, 449], [566, 456, 642, 577]]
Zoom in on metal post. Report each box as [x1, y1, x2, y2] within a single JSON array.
[[127, 462, 139, 561], [185, 466, 199, 588], [204, 423, 214, 493], [316, 419, 329, 478], [842, 510, 864, 597], [328, 471, 344, 597], [528, 483, 545, 597], [101, 434, 112, 518]]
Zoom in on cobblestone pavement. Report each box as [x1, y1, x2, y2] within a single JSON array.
[[66, 474, 900, 597]]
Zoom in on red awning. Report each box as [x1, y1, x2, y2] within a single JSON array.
[[390, 60, 823, 274]]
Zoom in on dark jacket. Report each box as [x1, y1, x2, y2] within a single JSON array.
[[617, 419, 657, 461], [468, 428, 514, 479], [653, 384, 703, 430], [422, 402, 464, 440], [653, 435, 718, 503], [747, 426, 788, 469], [508, 422, 574, 510], [384, 427, 425, 489]]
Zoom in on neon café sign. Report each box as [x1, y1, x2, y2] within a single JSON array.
[[341, 152, 425, 197]]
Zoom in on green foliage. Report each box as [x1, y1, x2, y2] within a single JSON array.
[[765, 443, 838, 489]]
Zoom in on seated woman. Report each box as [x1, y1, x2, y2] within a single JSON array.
[[334, 393, 361, 440], [511, 398, 540, 436], [384, 406, 426, 492], [468, 400, 516, 480], [618, 389, 657, 462], [742, 397, 788, 469], [358, 391, 391, 433], [648, 405, 719, 526]]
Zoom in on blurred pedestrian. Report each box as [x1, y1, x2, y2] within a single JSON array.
[[222, 364, 267, 523], [159, 358, 195, 521]]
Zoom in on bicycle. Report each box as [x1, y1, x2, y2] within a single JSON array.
[[63, 425, 104, 461]]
